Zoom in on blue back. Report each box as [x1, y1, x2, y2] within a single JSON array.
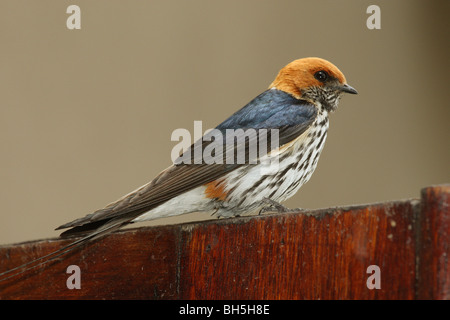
[[216, 89, 317, 131]]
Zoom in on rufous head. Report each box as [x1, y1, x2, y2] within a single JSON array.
[[269, 57, 357, 111]]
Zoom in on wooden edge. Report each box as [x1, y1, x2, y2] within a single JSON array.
[[417, 184, 450, 299], [0, 184, 447, 300]]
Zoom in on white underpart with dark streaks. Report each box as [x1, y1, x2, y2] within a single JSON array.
[[215, 108, 329, 217], [133, 108, 330, 222], [132, 107, 329, 222]]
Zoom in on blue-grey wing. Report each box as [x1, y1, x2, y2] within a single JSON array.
[[177, 89, 318, 164]]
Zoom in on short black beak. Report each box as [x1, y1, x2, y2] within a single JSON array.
[[340, 83, 358, 94]]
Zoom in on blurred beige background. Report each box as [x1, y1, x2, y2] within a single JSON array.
[[0, 0, 448, 244]]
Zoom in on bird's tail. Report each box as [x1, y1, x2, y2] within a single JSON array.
[[0, 218, 127, 282]]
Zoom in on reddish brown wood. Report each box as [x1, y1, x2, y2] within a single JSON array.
[[417, 184, 450, 299], [0, 226, 180, 299], [0, 184, 448, 300], [179, 202, 417, 299]]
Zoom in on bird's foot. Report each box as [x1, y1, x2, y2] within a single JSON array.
[[259, 198, 292, 215]]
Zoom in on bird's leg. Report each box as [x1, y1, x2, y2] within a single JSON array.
[[258, 198, 291, 214]]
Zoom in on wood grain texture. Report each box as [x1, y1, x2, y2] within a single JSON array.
[[417, 184, 450, 299], [0, 226, 180, 299], [179, 202, 417, 299], [0, 184, 448, 300]]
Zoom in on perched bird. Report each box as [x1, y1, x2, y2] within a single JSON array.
[[58, 57, 357, 238], [0, 57, 356, 279]]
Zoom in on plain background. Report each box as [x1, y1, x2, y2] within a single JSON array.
[[0, 0, 448, 245]]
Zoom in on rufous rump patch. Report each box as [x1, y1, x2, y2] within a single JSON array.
[[205, 179, 228, 201]]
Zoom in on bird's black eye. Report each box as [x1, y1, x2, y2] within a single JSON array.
[[314, 70, 328, 82]]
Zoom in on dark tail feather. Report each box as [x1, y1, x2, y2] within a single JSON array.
[[58, 218, 116, 238], [0, 218, 129, 282], [0, 234, 94, 282]]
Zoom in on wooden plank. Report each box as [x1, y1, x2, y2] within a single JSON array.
[[417, 184, 450, 299], [2, 185, 448, 300], [0, 226, 180, 299], [179, 201, 417, 299]]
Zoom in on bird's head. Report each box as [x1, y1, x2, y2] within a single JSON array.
[[269, 57, 357, 112]]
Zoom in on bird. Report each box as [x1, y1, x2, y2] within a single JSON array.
[[0, 57, 357, 279]]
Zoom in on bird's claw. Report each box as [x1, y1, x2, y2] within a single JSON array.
[[258, 198, 291, 215]]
